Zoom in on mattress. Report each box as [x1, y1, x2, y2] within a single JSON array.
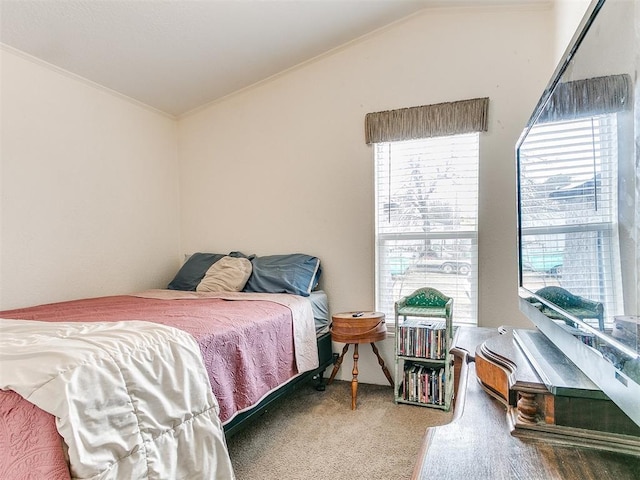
[[310, 289, 330, 334]]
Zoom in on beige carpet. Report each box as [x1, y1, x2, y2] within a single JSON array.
[[226, 380, 453, 480]]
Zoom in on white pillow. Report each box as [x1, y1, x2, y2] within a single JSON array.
[[196, 256, 253, 292]]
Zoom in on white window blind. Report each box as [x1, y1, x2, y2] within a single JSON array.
[[375, 135, 479, 325], [519, 115, 624, 327]]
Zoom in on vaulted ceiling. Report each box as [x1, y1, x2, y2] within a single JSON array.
[[0, 0, 547, 117]]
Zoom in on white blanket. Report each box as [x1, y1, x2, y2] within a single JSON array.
[[0, 318, 235, 480]]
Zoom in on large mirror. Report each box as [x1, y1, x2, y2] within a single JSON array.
[[516, 0, 639, 426]]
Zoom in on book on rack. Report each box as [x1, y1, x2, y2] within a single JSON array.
[[397, 319, 447, 359], [400, 362, 447, 405]]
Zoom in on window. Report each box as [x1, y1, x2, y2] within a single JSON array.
[[365, 97, 488, 326], [374, 134, 479, 325], [519, 114, 624, 328]]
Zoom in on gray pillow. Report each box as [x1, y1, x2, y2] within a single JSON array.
[[167, 252, 225, 291], [243, 254, 321, 297]]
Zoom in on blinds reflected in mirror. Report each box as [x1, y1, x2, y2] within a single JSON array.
[[519, 114, 624, 325]]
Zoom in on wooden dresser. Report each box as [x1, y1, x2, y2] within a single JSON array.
[[412, 327, 640, 480]]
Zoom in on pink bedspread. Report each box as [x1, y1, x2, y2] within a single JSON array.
[[0, 390, 71, 480], [0, 293, 300, 479]]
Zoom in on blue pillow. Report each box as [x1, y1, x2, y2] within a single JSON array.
[[167, 252, 226, 291], [243, 254, 321, 297]]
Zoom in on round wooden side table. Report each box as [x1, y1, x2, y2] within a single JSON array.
[[327, 311, 394, 409]]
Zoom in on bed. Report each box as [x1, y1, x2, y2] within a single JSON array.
[[0, 252, 334, 480]]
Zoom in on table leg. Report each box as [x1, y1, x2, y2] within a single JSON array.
[[328, 343, 350, 385], [351, 343, 359, 410], [371, 342, 394, 388]]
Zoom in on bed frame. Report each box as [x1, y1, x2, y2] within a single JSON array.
[[223, 331, 334, 437]]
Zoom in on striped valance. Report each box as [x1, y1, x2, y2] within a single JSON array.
[[538, 74, 631, 123], [364, 97, 489, 144]]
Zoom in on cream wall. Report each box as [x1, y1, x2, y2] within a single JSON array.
[[553, 0, 592, 62], [178, 5, 555, 384], [0, 48, 181, 309]]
